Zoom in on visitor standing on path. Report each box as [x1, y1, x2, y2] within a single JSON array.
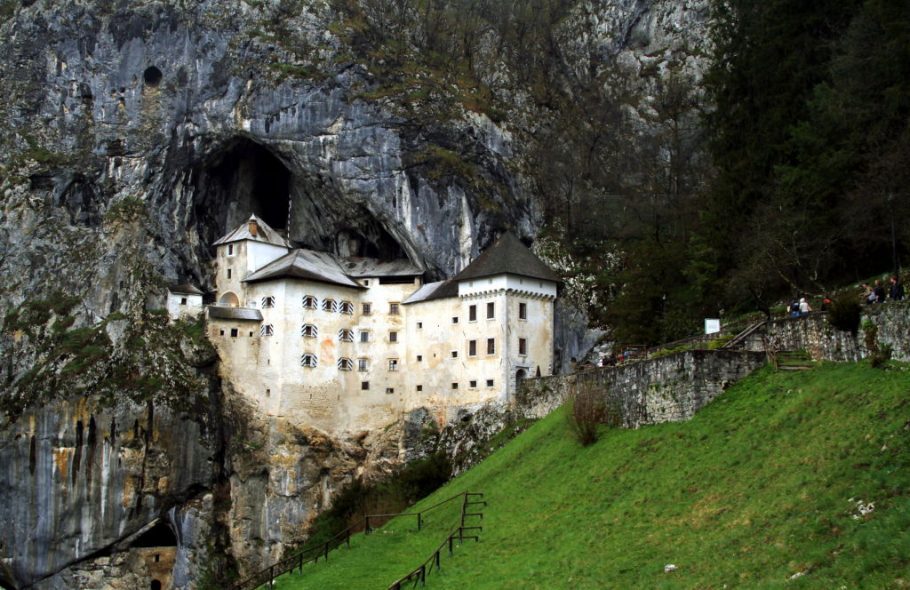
[[890, 275, 905, 301], [799, 297, 811, 317]]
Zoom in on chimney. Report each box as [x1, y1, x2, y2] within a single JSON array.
[[248, 218, 258, 237]]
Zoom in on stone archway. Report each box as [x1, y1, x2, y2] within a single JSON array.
[[218, 291, 239, 307], [515, 368, 527, 386]]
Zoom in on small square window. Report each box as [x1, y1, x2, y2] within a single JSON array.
[[180, 297, 187, 305], [486, 379, 494, 387], [219, 329, 225, 336], [451, 382, 458, 390], [388, 359, 399, 372], [389, 302, 400, 315], [452, 316, 459, 324], [486, 302, 494, 319], [416, 355, 423, 362], [469, 380, 477, 388], [468, 340, 477, 356], [358, 358, 368, 372], [363, 303, 372, 315], [230, 328, 238, 337], [262, 296, 276, 308], [360, 330, 370, 343], [361, 381, 370, 391], [519, 338, 527, 355], [417, 385, 423, 392], [265, 388, 271, 397], [417, 321, 423, 329], [487, 338, 496, 354], [519, 302, 527, 320], [385, 387, 395, 394], [302, 295, 318, 309], [248, 331, 253, 337], [469, 305, 477, 321], [389, 331, 398, 343], [364, 279, 370, 286], [260, 324, 274, 337]]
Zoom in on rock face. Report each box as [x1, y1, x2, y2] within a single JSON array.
[[0, 0, 710, 587]]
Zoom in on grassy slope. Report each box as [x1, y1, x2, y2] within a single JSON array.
[[273, 362, 910, 589]]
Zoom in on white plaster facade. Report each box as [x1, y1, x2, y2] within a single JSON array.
[[166, 285, 204, 320], [206, 215, 559, 434]]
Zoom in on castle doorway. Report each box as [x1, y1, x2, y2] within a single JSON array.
[[515, 368, 527, 386], [150, 581, 162, 590]]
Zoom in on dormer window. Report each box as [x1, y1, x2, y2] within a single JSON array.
[[260, 324, 274, 337], [339, 328, 354, 342], [301, 324, 318, 338], [323, 298, 337, 312], [339, 300, 355, 315], [300, 353, 318, 368], [302, 295, 318, 310], [261, 296, 276, 308], [338, 357, 354, 371]]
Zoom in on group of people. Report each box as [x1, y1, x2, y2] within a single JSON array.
[[788, 296, 813, 318], [862, 276, 904, 305]]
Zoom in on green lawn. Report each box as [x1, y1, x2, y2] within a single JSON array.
[[272, 362, 910, 589]]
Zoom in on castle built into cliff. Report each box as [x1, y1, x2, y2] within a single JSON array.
[[193, 215, 560, 434]]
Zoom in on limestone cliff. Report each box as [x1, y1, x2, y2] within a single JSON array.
[[0, 0, 710, 587]]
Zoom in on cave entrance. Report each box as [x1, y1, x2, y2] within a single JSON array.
[[193, 138, 291, 245], [150, 581, 162, 590]]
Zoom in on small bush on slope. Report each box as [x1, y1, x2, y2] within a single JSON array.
[[275, 362, 910, 589]]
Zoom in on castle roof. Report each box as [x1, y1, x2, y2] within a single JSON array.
[[168, 283, 204, 295], [208, 306, 263, 321], [213, 214, 291, 248], [453, 232, 560, 284], [404, 280, 458, 304], [244, 249, 364, 289]]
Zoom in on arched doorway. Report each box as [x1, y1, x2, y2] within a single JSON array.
[[515, 368, 527, 386], [218, 292, 239, 307], [150, 580, 162, 590]]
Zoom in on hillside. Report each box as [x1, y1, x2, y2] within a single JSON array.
[[272, 361, 910, 589]]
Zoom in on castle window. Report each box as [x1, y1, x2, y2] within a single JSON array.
[[388, 359, 399, 372], [468, 340, 477, 356], [260, 324, 274, 337], [302, 295, 318, 309], [358, 358, 368, 372], [519, 338, 527, 355], [451, 350, 458, 358], [469, 305, 477, 321], [339, 300, 354, 315], [385, 387, 395, 394], [361, 381, 370, 390], [360, 330, 370, 343], [416, 355, 423, 362], [300, 353, 318, 368], [417, 321, 423, 329], [230, 328, 238, 337], [262, 296, 276, 308], [469, 380, 477, 388], [486, 379, 494, 387], [180, 297, 187, 305], [301, 324, 318, 338], [323, 298, 337, 312], [389, 331, 398, 343], [339, 328, 354, 342], [519, 302, 527, 320], [219, 329, 224, 336], [362, 302, 372, 315], [227, 244, 234, 256], [452, 316, 459, 324], [486, 302, 494, 319], [338, 357, 354, 371], [227, 268, 232, 279], [487, 338, 496, 354], [451, 382, 458, 390], [389, 302, 400, 315], [416, 385, 423, 392]]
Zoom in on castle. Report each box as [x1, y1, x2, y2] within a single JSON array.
[[196, 215, 559, 434]]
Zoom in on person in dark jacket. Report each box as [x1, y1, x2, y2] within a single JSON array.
[[874, 280, 887, 303], [890, 275, 905, 301]]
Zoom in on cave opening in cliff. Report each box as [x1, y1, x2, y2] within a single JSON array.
[[192, 138, 291, 245], [133, 521, 177, 548]]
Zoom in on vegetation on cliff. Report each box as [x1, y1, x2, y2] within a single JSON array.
[[272, 361, 910, 588]]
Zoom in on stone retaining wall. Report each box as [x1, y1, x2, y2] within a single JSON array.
[[516, 349, 767, 428]]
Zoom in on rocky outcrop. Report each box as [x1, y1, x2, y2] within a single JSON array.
[[0, 0, 711, 586]]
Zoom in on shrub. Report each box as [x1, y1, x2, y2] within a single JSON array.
[[569, 378, 607, 446], [828, 296, 862, 335]]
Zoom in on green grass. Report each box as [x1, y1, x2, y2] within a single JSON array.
[[272, 362, 910, 589]]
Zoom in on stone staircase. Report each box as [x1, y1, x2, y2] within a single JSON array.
[[775, 350, 815, 371]]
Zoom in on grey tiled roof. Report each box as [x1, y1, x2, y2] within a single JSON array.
[[168, 283, 204, 295], [213, 214, 291, 248], [453, 232, 560, 283], [207, 306, 263, 321], [243, 249, 364, 289], [403, 280, 458, 304]]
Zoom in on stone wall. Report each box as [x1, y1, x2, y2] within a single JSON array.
[[741, 301, 910, 362], [516, 350, 767, 428]]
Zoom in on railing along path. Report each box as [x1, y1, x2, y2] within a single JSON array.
[[231, 491, 484, 590]]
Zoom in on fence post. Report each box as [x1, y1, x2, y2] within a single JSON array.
[[268, 565, 274, 590], [417, 512, 422, 531], [420, 565, 426, 586], [365, 515, 371, 534], [435, 549, 441, 570], [448, 533, 454, 555], [324, 541, 329, 561]]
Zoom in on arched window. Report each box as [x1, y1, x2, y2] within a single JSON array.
[[300, 353, 318, 368], [338, 357, 354, 371], [218, 292, 239, 307], [301, 324, 318, 338]]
